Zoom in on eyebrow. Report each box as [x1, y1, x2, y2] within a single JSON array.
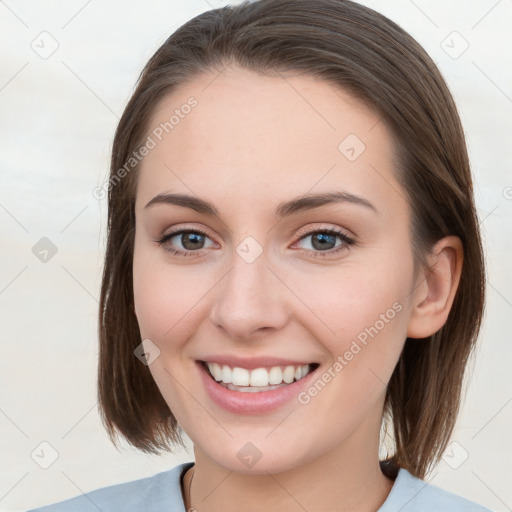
[[144, 190, 378, 217]]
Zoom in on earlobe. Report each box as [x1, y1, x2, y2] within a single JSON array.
[[407, 236, 463, 339]]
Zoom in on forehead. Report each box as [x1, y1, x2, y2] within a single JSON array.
[[135, 66, 404, 218]]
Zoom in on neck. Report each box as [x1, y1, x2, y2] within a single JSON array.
[[184, 423, 395, 512]]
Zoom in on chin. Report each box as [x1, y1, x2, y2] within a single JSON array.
[[196, 436, 308, 475]]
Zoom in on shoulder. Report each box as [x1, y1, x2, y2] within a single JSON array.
[[26, 461, 194, 512], [379, 468, 495, 512]]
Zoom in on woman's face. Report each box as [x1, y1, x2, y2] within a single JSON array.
[[133, 66, 422, 474]]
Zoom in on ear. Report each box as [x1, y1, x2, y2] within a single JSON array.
[[407, 236, 463, 339]]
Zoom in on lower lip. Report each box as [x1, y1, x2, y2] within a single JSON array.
[[197, 361, 318, 415]]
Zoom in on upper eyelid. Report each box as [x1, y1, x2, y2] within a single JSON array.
[[161, 223, 350, 237], [294, 223, 354, 239]]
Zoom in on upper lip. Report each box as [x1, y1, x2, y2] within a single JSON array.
[[199, 356, 318, 370]]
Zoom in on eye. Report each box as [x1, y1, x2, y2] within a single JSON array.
[[154, 225, 355, 259], [154, 227, 216, 257], [294, 227, 355, 258]]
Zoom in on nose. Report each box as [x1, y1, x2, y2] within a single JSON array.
[[209, 246, 290, 341]]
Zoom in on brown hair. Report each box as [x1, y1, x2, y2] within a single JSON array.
[[98, 0, 485, 480]]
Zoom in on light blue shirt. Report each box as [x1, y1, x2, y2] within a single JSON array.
[[27, 461, 494, 511]]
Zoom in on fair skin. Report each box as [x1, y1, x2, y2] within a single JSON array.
[[132, 65, 462, 512]]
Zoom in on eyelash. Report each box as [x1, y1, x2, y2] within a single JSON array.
[[154, 226, 355, 259]]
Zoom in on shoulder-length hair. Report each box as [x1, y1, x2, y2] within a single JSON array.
[[98, 0, 485, 480]]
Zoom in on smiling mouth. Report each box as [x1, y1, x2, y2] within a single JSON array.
[[200, 361, 320, 392]]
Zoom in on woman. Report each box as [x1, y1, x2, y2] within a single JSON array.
[[29, 0, 492, 510]]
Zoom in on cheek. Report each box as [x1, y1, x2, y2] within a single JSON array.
[[290, 258, 411, 341], [292, 267, 409, 430], [132, 245, 212, 351], [287, 250, 412, 386]]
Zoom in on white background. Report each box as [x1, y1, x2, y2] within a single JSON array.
[[0, 1, 511, 511]]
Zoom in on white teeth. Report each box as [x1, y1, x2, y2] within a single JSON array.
[[209, 362, 222, 381], [249, 368, 269, 387], [232, 367, 250, 386], [206, 362, 313, 388], [268, 366, 282, 385], [224, 383, 284, 392], [282, 365, 295, 383], [221, 364, 232, 383]]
